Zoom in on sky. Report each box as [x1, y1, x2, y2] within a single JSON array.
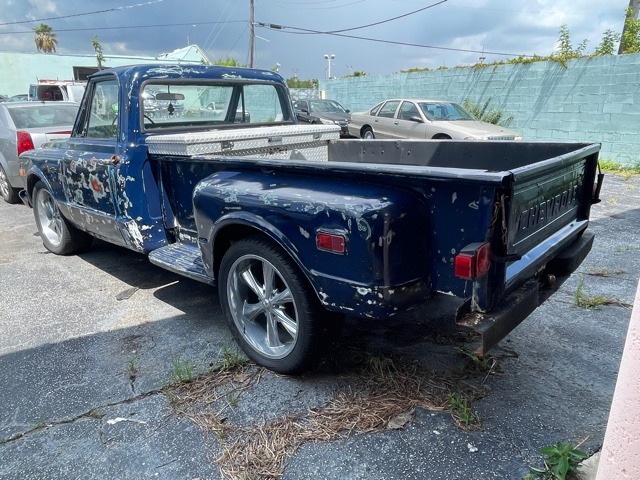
[[0, 0, 631, 79]]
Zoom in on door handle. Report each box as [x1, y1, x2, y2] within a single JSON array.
[[95, 155, 120, 166]]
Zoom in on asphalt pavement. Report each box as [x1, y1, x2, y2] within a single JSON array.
[[0, 174, 638, 480]]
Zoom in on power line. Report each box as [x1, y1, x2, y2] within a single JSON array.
[[0, 21, 247, 36], [0, 0, 168, 26], [291, 0, 447, 34], [257, 23, 529, 57]]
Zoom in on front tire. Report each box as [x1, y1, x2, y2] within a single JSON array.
[[362, 126, 375, 139], [218, 236, 324, 374], [33, 181, 93, 255], [0, 164, 20, 204]]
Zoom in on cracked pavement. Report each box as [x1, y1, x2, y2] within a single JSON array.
[[0, 174, 638, 479]]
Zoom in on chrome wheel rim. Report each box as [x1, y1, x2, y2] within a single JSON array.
[[226, 254, 299, 359], [36, 188, 63, 247], [0, 166, 9, 199], [363, 130, 374, 139]]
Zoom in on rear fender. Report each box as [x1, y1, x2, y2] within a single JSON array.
[[192, 168, 432, 317]]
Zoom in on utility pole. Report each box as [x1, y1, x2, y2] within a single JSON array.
[[619, 0, 640, 54], [249, 0, 255, 67]]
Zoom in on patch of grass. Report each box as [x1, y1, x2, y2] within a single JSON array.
[[127, 359, 137, 381], [462, 98, 514, 126], [526, 440, 588, 480], [170, 355, 196, 383], [574, 276, 631, 309], [584, 267, 624, 277], [615, 244, 640, 252], [446, 392, 480, 429], [598, 159, 640, 178], [218, 347, 247, 372]]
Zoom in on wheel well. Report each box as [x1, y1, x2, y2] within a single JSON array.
[[431, 133, 452, 139], [360, 125, 372, 134], [212, 224, 272, 276], [26, 174, 41, 197]]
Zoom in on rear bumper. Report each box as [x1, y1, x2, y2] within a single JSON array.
[[456, 230, 594, 355]]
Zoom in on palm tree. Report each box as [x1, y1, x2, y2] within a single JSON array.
[[34, 23, 58, 53]]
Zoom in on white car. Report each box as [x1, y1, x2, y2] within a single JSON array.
[[348, 99, 521, 141], [0, 101, 78, 203]]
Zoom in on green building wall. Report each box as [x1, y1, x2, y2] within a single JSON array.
[[321, 53, 640, 167]]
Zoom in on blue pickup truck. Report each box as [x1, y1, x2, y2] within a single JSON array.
[[20, 64, 603, 374]]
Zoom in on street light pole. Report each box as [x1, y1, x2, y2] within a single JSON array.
[[187, 24, 196, 46], [323, 53, 335, 79]]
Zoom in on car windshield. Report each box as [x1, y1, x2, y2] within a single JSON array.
[[419, 102, 475, 121], [309, 100, 346, 113], [7, 104, 78, 128]]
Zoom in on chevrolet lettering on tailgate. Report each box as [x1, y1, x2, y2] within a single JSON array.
[[517, 172, 584, 232]]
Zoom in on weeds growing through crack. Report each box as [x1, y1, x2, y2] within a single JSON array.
[[574, 276, 631, 309], [446, 392, 480, 429], [170, 355, 196, 383], [526, 440, 588, 480]]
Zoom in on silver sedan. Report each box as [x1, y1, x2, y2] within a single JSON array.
[[348, 99, 521, 141], [0, 102, 78, 203]]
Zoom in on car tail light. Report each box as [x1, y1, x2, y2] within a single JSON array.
[[316, 232, 346, 254], [454, 242, 492, 280], [16, 131, 35, 156]]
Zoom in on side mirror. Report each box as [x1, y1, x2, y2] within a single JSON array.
[[299, 108, 309, 114], [410, 116, 424, 123], [345, 109, 350, 113]]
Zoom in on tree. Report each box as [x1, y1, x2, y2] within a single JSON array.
[[554, 25, 588, 59], [285, 77, 318, 89], [619, 1, 640, 53], [594, 29, 621, 55], [92, 36, 106, 69], [620, 7, 640, 53], [342, 70, 367, 78], [34, 23, 58, 53], [214, 56, 245, 67]]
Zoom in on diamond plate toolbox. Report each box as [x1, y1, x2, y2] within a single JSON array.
[[145, 124, 340, 161]]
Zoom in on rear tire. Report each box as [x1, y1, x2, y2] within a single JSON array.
[[33, 181, 93, 255], [0, 164, 20, 204], [218, 236, 325, 375], [362, 127, 375, 139]]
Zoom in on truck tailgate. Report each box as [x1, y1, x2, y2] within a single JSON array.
[[503, 143, 600, 289]]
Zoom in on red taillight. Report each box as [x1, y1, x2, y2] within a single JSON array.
[[17, 131, 35, 156], [316, 232, 346, 254], [454, 242, 492, 280]]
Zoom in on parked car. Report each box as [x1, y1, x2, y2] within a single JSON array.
[[293, 99, 351, 137], [3, 94, 29, 103], [0, 94, 7, 102], [348, 99, 521, 141], [0, 101, 78, 203]]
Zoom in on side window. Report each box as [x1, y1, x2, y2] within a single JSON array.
[[377, 101, 400, 118], [241, 84, 286, 123], [398, 101, 420, 121], [370, 102, 384, 116], [293, 100, 307, 111], [85, 79, 119, 139]]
